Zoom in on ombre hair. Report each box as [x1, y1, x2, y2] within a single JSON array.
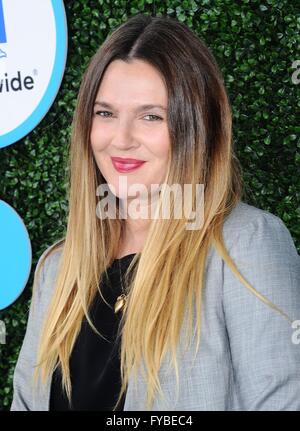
[[32, 13, 290, 410]]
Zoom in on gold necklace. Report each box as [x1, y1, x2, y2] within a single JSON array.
[[114, 259, 127, 314]]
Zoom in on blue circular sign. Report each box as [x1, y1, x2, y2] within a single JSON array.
[[0, 200, 32, 309], [0, 0, 68, 148]]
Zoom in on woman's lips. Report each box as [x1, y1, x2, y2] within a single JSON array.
[[111, 157, 146, 173]]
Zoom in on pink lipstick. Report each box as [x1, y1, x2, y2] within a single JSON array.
[[111, 157, 146, 173]]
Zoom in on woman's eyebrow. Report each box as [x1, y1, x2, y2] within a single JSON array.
[[94, 100, 167, 112]]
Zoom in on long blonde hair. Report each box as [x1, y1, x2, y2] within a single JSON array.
[[32, 14, 291, 410]]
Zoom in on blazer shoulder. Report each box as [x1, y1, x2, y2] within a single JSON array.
[[34, 240, 64, 300], [222, 201, 294, 241]]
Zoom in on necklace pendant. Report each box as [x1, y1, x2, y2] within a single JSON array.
[[114, 294, 127, 314]]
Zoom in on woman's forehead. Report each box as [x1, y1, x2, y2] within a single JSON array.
[[96, 59, 168, 106]]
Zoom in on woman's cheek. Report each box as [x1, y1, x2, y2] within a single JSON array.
[[90, 128, 106, 152]]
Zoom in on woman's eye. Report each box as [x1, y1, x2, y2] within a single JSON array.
[[95, 111, 112, 117], [94, 111, 162, 121], [143, 114, 163, 121]]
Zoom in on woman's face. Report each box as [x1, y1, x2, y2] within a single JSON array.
[[90, 59, 170, 202]]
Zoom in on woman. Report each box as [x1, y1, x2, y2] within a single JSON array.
[[11, 13, 300, 411]]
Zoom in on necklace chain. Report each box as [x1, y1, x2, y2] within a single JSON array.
[[114, 259, 127, 314]]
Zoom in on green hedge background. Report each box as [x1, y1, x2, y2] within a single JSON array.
[[0, 0, 299, 410]]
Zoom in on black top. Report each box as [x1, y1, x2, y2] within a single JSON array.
[[49, 253, 137, 411]]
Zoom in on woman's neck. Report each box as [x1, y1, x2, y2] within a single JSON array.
[[116, 219, 150, 259]]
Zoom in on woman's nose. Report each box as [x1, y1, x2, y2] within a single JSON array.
[[112, 119, 138, 149]]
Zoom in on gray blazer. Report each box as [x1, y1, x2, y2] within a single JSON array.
[[10, 201, 300, 411]]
